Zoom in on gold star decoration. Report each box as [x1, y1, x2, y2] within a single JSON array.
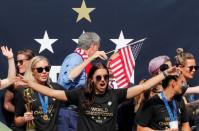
[[72, 0, 95, 22]]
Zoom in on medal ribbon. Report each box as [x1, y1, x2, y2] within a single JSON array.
[[38, 93, 49, 115], [160, 92, 177, 121]]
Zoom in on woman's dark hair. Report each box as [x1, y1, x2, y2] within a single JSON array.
[[162, 75, 178, 89], [82, 63, 109, 109], [175, 48, 194, 66]]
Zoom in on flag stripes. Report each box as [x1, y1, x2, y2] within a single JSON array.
[[109, 45, 135, 88]]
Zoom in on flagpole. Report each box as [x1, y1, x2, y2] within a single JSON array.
[[105, 38, 147, 55]]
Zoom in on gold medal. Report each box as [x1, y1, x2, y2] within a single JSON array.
[[43, 114, 49, 121]]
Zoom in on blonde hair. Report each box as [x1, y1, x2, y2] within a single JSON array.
[[175, 48, 195, 66], [24, 56, 52, 86]]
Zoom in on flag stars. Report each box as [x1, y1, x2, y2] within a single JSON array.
[[34, 30, 58, 54], [110, 31, 133, 52], [72, 0, 96, 23]]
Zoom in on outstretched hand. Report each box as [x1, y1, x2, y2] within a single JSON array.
[[1, 46, 13, 59], [15, 75, 29, 87]]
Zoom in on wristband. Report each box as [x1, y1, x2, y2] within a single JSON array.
[[8, 57, 13, 60], [163, 71, 168, 78]]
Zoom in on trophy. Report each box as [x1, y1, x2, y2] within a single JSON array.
[[23, 88, 35, 131]]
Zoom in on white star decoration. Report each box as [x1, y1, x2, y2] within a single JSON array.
[[35, 30, 58, 53], [72, 30, 85, 44], [110, 31, 133, 52]]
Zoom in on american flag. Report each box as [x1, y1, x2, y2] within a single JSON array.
[[131, 41, 144, 60], [109, 45, 137, 88]]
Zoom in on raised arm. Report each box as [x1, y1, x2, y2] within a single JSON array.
[[0, 46, 16, 89], [68, 51, 107, 81], [185, 87, 199, 94], [16, 79, 68, 101], [28, 81, 67, 101], [126, 67, 178, 99]]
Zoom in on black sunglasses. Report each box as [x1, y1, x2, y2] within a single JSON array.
[[187, 66, 198, 72], [96, 75, 109, 82], [16, 59, 29, 65], [159, 64, 169, 72], [34, 66, 51, 73]]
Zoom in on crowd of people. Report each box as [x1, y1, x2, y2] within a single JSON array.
[[0, 32, 199, 131]]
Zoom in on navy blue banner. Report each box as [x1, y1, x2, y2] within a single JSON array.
[[0, 0, 199, 84]]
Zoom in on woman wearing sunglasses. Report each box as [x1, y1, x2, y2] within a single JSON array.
[[148, 53, 199, 95], [147, 50, 199, 130], [14, 56, 62, 131], [174, 48, 199, 130], [3, 49, 34, 129], [16, 49, 35, 76], [174, 48, 198, 95], [148, 55, 172, 98], [17, 62, 178, 131], [175, 48, 198, 85]]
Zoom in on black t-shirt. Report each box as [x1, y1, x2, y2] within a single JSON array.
[[135, 94, 188, 130], [65, 88, 127, 131], [14, 83, 62, 131], [117, 99, 135, 131]]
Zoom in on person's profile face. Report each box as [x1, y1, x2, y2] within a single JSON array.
[[17, 54, 30, 74], [88, 43, 100, 57], [181, 59, 197, 80]]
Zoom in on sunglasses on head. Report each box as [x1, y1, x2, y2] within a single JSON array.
[[34, 66, 51, 73], [160, 64, 169, 72], [16, 59, 29, 65], [95, 75, 109, 82], [187, 65, 198, 72]]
